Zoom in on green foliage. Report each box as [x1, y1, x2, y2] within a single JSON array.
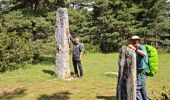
[[0, 0, 170, 70], [91, 0, 135, 52], [0, 10, 31, 33], [0, 32, 33, 71], [84, 44, 100, 53], [90, 0, 170, 52], [0, 0, 57, 70], [30, 36, 56, 56], [68, 8, 91, 42]]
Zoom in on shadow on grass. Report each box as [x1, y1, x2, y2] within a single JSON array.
[[0, 56, 55, 73], [42, 69, 55, 76], [42, 70, 75, 77], [39, 56, 55, 65], [0, 87, 27, 99], [37, 91, 71, 100], [96, 96, 116, 100], [70, 72, 75, 76]]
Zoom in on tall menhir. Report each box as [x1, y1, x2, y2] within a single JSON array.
[[55, 7, 70, 79]]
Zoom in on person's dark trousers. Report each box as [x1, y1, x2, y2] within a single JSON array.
[[136, 73, 148, 100], [72, 58, 83, 77]]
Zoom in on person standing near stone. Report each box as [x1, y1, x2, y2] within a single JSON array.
[[70, 36, 84, 78], [67, 29, 84, 78], [128, 36, 149, 100]]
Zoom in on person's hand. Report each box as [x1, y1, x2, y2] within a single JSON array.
[[135, 44, 140, 48], [128, 44, 136, 51], [66, 28, 70, 37], [68, 34, 71, 38], [79, 54, 83, 61], [79, 56, 82, 61]]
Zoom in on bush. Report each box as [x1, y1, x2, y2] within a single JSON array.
[[84, 44, 100, 53], [0, 32, 33, 72]]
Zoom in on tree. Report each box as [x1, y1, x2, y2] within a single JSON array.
[[91, 0, 134, 52], [90, 0, 169, 52], [0, 0, 57, 71]]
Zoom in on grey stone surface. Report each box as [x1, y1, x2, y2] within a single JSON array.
[[117, 45, 136, 100], [55, 8, 70, 79]]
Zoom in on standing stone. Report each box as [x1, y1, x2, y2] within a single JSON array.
[[117, 45, 136, 100], [55, 8, 70, 79]]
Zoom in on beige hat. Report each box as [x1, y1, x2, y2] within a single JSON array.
[[131, 36, 141, 40], [130, 36, 144, 43]]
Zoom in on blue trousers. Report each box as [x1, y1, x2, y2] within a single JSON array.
[[72, 59, 83, 77], [136, 73, 148, 100]]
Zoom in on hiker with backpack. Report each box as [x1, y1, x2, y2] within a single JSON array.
[[128, 36, 149, 100], [68, 31, 84, 78]]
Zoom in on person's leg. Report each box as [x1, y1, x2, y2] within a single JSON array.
[[73, 59, 79, 77], [141, 75, 148, 100], [136, 73, 143, 100], [136, 73, 148, 100], [136, 86, 143, 100], [141, 86, 148, 100], [77, 61, 83, 77]]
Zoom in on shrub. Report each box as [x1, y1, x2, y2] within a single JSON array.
[[0, 32, 33, 72], [84, 44, 100, 53]]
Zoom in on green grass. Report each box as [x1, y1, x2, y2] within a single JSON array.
[[0, 53, 169, 100]]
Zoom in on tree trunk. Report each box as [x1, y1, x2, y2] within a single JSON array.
[[117, 45, 136, 100], [55, 8, 70, 79]]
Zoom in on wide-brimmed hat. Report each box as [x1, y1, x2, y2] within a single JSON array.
[[130, 36, 143, 43], [131, 36, 141, 40]]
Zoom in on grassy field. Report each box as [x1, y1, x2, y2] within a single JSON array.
[[0, 53, 170, 100]]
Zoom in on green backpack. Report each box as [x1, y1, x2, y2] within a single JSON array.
[[145, 45, 158, 76]]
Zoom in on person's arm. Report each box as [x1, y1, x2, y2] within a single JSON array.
[[136, 45, 147, 56], [80, 52, 83, 61], [66, 28, 75, 44], [69, 35, 74, 43], [79, 43, 84, 61], [136, 49, 147, 56], [128, 44, 136, 51], [128, 44, 147, 56]]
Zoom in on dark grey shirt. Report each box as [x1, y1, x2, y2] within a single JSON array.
[[70, 36, 84, 59]]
